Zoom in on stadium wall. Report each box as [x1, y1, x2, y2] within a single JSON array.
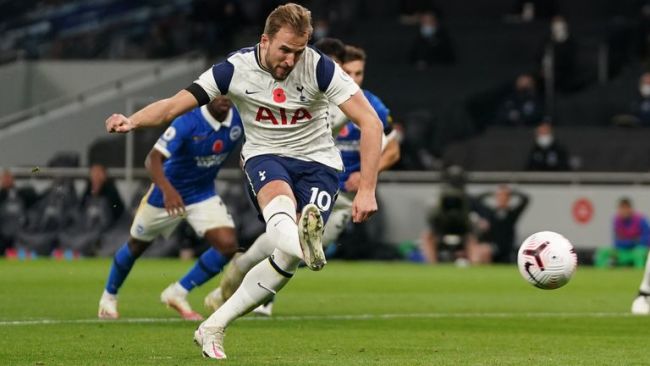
[[0, 60, 160, 116], [13, 176, 642, 250], [0, 58, 207, 167]]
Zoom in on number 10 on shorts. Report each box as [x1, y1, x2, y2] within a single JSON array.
[[309, 187, 332, 211]]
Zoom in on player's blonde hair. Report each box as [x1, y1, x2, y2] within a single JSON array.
[[343, 45, 366, 63], [264, 3, 313, 39]]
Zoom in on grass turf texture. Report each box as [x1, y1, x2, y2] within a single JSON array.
[[0, 259, 648, 365]]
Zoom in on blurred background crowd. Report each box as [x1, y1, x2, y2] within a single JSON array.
[[3, 0, 650, 265]]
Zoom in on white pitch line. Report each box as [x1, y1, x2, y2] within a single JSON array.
[[0, 312, 633, 327]]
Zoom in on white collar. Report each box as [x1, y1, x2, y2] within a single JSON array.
[[200, 105, 233, 131]]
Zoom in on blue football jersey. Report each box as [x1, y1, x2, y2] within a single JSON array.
[[335, 89, 392, 191], [147, 106, 243, 207]]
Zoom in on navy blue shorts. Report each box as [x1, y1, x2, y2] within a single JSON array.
[[244, 154, 339, 223]]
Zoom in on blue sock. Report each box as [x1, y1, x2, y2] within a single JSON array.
[[105, 243, 137, 295], [178, 248, 228, 292]]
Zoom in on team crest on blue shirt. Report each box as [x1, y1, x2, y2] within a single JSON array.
[[229, 126, 242, 141]]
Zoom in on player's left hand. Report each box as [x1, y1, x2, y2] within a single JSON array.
[[344, 172, 361, 193], [106, 113, 136, 133], [351, 189, 378, 223]]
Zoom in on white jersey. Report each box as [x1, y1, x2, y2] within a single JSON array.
[[329, 101, 349, 137], [193, 45, 360, 171]]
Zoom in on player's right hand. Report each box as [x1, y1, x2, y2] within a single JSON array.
[[351, 189, 378, 223], [162, 187, 186, 217], [106, 113, 135, 133]]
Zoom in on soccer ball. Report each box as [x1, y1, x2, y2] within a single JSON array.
[[517, 231, 577, 290]]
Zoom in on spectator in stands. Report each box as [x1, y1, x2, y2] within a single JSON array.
[[0, 170, 38, 254], [595, 198, 650, 268], [409, 11, 455, 70], [80, 164, 124, 224], [541, 16, 583, 92], [472, 185, 530, 263], [0, 169, 38, 209], [612, 72, 650, 126], [495, 73, 545, 127], [311, 18, 331, 44], [510, 0, 558, 22], [525, 121, 570, 171]]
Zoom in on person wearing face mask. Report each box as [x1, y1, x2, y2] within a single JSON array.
[[525, 121, 570, 171], [496, 73, 545, 127], [409, 11, 455, 69], [311, 18, 329, 43], [612, 72, 650, 126], [632, 72, 650, 125]]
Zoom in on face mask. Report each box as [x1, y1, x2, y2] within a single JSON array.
[[640, 84, 650, 97], [420, 25, 436, 38], [551, 22, 568, 42], [536, 134, 553, 148]]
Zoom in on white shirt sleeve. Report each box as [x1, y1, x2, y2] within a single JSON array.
[[193, 68, 222, 101], [326, 63, 360, 106]]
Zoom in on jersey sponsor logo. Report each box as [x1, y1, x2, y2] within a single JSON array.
[[245, 89, 260, 94], [229, 125, 242, 141], [336, 140, 360, 152], [255, 107, 312, 125], [259, 170, 266, 181], [192, 135, 207, 142], [212, 139, 224, 153], [273, 87, 286, 103], [195, 154, 228, 168]]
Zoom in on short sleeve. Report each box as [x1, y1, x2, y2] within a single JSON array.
[[153, 116, 192, 158], [324, 62, 360, 106], [192, 61, 235, 101]]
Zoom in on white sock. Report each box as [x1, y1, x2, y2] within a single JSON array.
[[173, 282, 189, 296], [262, 195, 303, 259], [102, 289, 117, 300], [203, 249, 300, 328], [640, 252, 650, 294], [235, 233, 275, 273]]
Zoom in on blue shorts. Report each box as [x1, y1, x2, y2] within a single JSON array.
[[244, 154, 339, 223]]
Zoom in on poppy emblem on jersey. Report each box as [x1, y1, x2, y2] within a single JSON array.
[[212, 140, 224, 153], [338, 125, 350, 137], [273, 88, 286, 103]]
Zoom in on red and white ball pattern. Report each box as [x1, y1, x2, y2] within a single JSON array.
[[517, 231, 577, 290]]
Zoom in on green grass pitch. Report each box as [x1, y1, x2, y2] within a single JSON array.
[[1, 259, 649, 365]]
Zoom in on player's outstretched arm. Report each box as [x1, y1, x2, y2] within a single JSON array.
[[106, 90, 199, 133], [339, 91, 382, 223]]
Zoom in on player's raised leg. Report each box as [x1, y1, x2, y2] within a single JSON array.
[[99, 237, 151, 319], [632, 251, 650, 314]]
